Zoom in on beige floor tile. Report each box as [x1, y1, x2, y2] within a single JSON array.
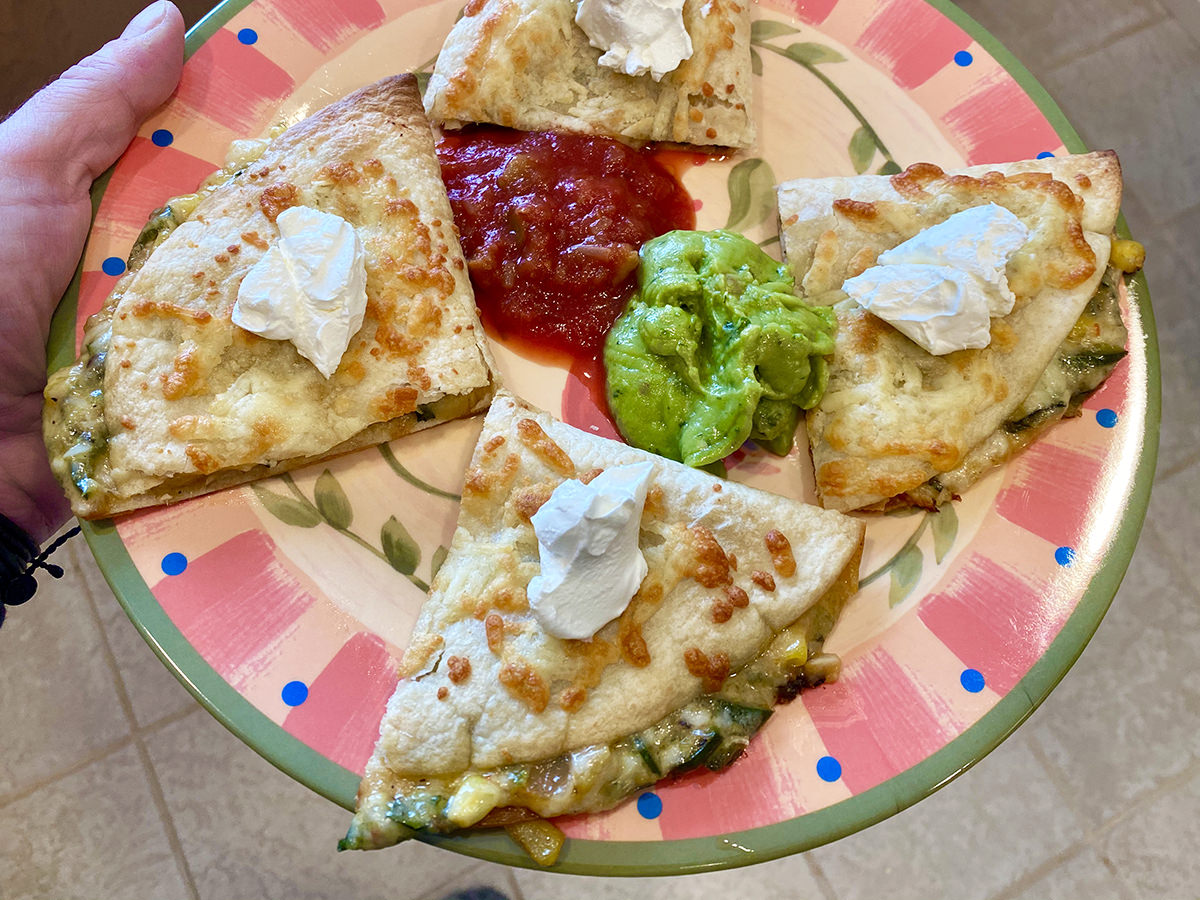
[[801, 733, 1084, 900], [1038, 19, 1200, 227], [1099, 765, 1200, 896], [512, 851, 828, 900], [1025, 523, 1200, 827], [998, 846, 1128, 900], [76, 542, 202, 728], [0, 743, 190, 900], [0, 534, 131, 798], [141, 709, 496, 900], [953, 0, 1167, 72], [1133, 207, 1200, 476]]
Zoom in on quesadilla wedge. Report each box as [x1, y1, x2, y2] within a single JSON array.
[[423, 0, 755, 149], [342, 390, 863, 859], [776, 151, 1126, 512], [44, 75, 496, 519]]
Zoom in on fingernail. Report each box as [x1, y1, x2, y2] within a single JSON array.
[[122, 0, 171, 39]]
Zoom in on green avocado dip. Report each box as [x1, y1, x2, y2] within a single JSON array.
[[603, 229, 837, 468]]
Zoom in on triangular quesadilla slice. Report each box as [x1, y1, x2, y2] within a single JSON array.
[[44, 75, 496, 518], [423, 0, 755, 149], [776, 151, 1126, 511], [342, 390, 863, 859]]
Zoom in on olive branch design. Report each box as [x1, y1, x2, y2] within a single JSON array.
[[859, 504, 960, 607], [750, 20, 901, 176], [251, 452, 459, 594]]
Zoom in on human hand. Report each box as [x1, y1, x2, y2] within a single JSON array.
[[0, 0, 184, 543]]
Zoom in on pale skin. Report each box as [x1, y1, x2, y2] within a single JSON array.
[[0, 1, 185, 543]]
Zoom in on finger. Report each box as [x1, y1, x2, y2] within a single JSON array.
[[1, 0, 185, 199]]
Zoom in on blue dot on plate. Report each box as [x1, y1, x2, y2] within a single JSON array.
[[1037, 151, 1057, 159], [151, 128, 174, 147], [281, 680, 309, 707], [960, 668, 986, 693], [1055, 546, 1077, 567], [160, 552, 188, 576], [1097, 408, 1119, 428], [101, 256, 126, 276], [816, 755, 842, 783], [237, 27, 258, 45], [636, 792, 663, 819], [954, 49, 974, 67]]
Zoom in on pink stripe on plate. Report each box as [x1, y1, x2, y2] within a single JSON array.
[[94, 137, 218, 233], [174, 29, 295, 134], [654, 739, 794, 839], [153, 530, 315, 686], [855, 0, 970, 88], [782, 0, 840, 26], [994, 440, 1106, 548], [283, 632, 398, 774], [942, 75, 1061, 165], [259, 0, 385, 52], [803, 645, 955, 795], [918, 550, 1055, 696]]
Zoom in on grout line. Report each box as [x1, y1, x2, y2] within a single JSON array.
[[0, 734, 134, 810], [501, 868, 527, 900], [1078, 747, 1200, 847], [805, 852, 841, 900], [77, 554, 203, 900], [985, 842, 1089, 900], [1024, 733, 1092, 835], [1095, 847, 1138, 900]]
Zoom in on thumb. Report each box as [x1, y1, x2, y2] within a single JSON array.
[[1, 0, 185, 197]]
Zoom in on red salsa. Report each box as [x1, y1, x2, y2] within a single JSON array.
[[436, 127, 696, 362]]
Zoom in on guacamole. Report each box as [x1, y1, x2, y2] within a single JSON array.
[[604, 230, 837, 468]]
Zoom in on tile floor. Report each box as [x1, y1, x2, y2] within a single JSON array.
[[2, 0, 1198, 897]]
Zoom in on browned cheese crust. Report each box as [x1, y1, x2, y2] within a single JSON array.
[[362, 391, 864, 779], [423, 0, 755, 148], [44, 75, 496, 518], [777, 152, 1123, 511]]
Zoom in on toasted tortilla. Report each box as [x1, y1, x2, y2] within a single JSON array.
[[776, 151, 1123, 511], [344, 390, 863, 850], [423, 0, 755, 148], [44, 75, 496, 518]]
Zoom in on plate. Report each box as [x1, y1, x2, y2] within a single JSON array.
[[47, 0, 1159, 875]]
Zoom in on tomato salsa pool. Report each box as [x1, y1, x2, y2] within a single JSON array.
[[435, 127, 697, 362]]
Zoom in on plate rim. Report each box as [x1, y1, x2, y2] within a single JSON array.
[[52, 0, 1162, 876]]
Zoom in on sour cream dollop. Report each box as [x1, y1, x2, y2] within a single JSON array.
[[575, 0, 693, 81], [528, 461, 655, 640], [232, 206, 368, 378], [842, 203, 1030, 355]]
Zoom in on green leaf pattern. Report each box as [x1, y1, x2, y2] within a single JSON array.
[[251, 485, 321, 528], [859, 506, 962, 607], [725, 158, 777, 231], [252, 456, 459, 594], [848, 125, 876, 174], [930, 505, 959, 564], [381, 516, 421, 576], [750, 23, 899, 176], [314, 470, 353, 530], [888, 544, 923, 608], [783, 42, 846, 66]]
